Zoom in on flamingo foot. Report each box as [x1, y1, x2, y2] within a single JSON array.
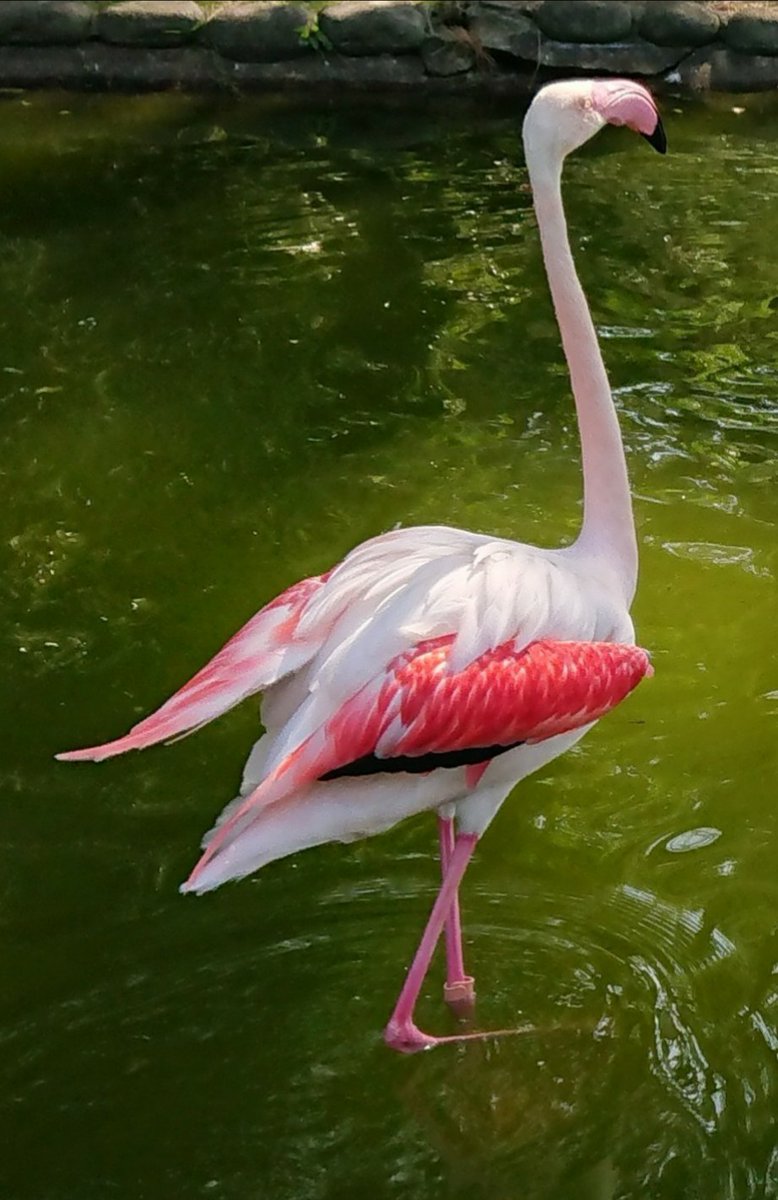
[[383, 1019, 440, 1054], [443, 975, 476, 1019], [383, 1017, 537, 1054]]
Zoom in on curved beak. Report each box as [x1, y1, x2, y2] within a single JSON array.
[[641, 116, 667, 154]]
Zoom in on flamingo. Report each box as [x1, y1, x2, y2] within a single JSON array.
[[58, 78, 665, 1053]]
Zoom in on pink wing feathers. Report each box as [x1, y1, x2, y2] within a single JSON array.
[[56, 573, 331, 763], [183, 636, 652, 891]]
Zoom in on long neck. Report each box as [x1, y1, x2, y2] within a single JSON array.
[[527, 152, 637, 603]]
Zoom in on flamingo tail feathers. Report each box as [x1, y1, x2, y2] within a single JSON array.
[[56, 574, 328, 763]]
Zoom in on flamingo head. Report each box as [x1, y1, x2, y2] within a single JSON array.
[[523, 78, 666, 166]]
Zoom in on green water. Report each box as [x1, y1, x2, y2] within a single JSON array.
[[1, 89, 776, 1200]]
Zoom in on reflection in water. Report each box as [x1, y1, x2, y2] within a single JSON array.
[[661, 540, 772, 578], [392, 874, 773, 1200], [663, 827, 722, 854], [0, 93, 776, 1200]]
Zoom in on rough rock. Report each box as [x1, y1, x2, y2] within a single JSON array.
[[205, 1, 309, 61], [319, 1, 427, 56], [0, 43, 425, 91], [234, 50, 429, 88], [0, 42, 531, 95], [474, 0, 543, 12], [637, 1, 719, 47], [721, 13, 778, 56], [0, 1, 92, 45], [469, 6, 537, 55], [673, 45, 778, 90], [0, 43, 217, 89], [432, 1, 469, 25], [97, 2, 204, 48], [512, 33, 687, 72], [421, 31, 474, 75], [534, 0, 634, 44], [3, 0, 778, 97], [231, 51, 535, 92]]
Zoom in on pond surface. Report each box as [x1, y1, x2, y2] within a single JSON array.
[[1, 88, 776, 1200]]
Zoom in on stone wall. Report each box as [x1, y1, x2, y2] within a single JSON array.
[[1, 1, 777, 95]]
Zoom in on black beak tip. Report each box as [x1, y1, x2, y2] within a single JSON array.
[[641, 117, 667, 155]]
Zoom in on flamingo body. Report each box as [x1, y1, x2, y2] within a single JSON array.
[[58, 78, 666, 1050], [59, 528, 647, 892]]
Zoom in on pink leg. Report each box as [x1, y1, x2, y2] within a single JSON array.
[[384, 833, 479, 1053], [438, 817, 475, 1015]]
